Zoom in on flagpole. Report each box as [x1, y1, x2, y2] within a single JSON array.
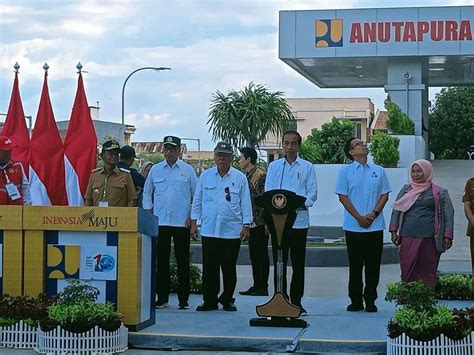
[[121, 66, 171, 128]]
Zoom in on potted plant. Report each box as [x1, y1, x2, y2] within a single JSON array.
[[435, 274, 473, 300], [36, 279, 128, 354], [0, 294, 53, 349], [385, 281, 473, 354]]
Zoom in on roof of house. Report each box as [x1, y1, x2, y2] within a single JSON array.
[[131, 141, 187, 155], [371, 110, 388, 130]]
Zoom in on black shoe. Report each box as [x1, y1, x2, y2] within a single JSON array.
[[155, 302, 169, 309], [222, 302, 237, 312], [239, 286, 256, 295], [346, 303, 364, 312], [196, 303, 218, 311], [178, 302, 189, 310], [299, 306, 308, 316], [251, 288, 269, 296], [365, 303, 378, 313]]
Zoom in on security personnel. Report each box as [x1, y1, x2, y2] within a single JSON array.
[[462, 177, 474, 294], [118, 145, 145, 202], [84, 140, 137, 207], [0, 135, 31, 205]]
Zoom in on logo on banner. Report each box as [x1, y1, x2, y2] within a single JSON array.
[[81, 246, 117, 280], [315, 19, 343, 47], [93, 254, 115, 272]]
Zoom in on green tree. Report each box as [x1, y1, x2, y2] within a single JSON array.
[[299, 138, 322, 164], [429, 87, 474, 159], [305, 117, 355, 163], [385, 96, 415, 135], [207, 82, 295, 148], [370, 132, 400, 167]]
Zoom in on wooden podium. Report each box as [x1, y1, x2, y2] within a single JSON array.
[[22, 206, 158, 331], [250, 190, 308, 328]]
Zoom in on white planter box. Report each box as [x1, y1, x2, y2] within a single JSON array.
[[36, 323, 128, 354], [387, 332, 474, 354], [0, 320, 37, 349]]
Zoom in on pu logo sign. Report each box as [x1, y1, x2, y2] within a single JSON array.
[[315, 19, 343, 47]]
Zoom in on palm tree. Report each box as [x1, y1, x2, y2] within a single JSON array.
[[207, 82, 295, 148]]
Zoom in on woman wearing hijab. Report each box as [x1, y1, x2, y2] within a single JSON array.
[[389, 159, 454, 287]]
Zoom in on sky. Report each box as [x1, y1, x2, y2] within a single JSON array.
[[0, 0, 472, 150]]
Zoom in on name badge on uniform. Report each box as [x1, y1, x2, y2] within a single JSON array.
[[5, 183, 21, 200], [99, 201, 109, 207]]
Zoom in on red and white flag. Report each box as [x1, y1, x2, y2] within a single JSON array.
[[29, 70, 68, 205], [2, 69, 30, 175], [64, 71, 97, 205]]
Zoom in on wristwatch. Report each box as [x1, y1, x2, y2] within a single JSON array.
[[372, 210, 380, 217], [243, 224, 251, 229]]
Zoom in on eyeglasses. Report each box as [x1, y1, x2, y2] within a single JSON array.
[[351, 140, 365, 149], [224, 187, 231, 202]]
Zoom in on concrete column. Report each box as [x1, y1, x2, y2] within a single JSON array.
[[384, 57, 429, 158]]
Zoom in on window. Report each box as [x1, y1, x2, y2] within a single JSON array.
[[354, 122, 362, 139]]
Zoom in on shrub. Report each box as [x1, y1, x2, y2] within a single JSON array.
[[299, 138, 322, 164], [385, 281, 436, 310], [305, 117, 355, 164], [41, 279, 122, 333], [391, 305, 453, 341], [385, 96, 415, 135], [370, 132, 400, 167], [388, 306, 473, 341], [435, 274, 473, 300], [47, 299, 121, 333], [0, 294, 55, 327]]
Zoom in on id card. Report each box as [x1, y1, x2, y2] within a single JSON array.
[[5, 183, 21, 200], [99, 201, 109, 207]]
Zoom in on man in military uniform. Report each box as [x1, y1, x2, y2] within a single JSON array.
[[0, 135, 31, 205], [84, 140, 137, 207], [462, 177, 474, 294]]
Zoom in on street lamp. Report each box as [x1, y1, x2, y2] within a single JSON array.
[[121, 66, 171, 126]]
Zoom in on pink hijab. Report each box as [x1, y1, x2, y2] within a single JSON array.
[[392, 159, 433, 212]]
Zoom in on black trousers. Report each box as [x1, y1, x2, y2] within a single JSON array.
[[271, 228, 307, 306], [249, 225, 270, 290], [201, 236, 241, 306], [345, 230, 383, 305], [156, 226, 190, 305]]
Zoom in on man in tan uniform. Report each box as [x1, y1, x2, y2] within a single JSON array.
[[462, 177, 474, 294], [85, 140, 137, 207]]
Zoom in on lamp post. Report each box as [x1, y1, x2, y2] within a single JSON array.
[[121, 67, 171, 126]]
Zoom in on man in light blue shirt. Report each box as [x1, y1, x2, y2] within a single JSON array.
[[265, 131, 317, 315], [190, 142, 253, 312], [142, 136, 197, 310], [335, 137, 391, 313]]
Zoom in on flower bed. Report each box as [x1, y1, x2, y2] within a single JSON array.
[[36, 323, 128, 354], [385, 281, 474, 353], [387, 332, 473, 355]]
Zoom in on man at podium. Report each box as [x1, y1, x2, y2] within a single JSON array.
[[265, 131, 318, 315]]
